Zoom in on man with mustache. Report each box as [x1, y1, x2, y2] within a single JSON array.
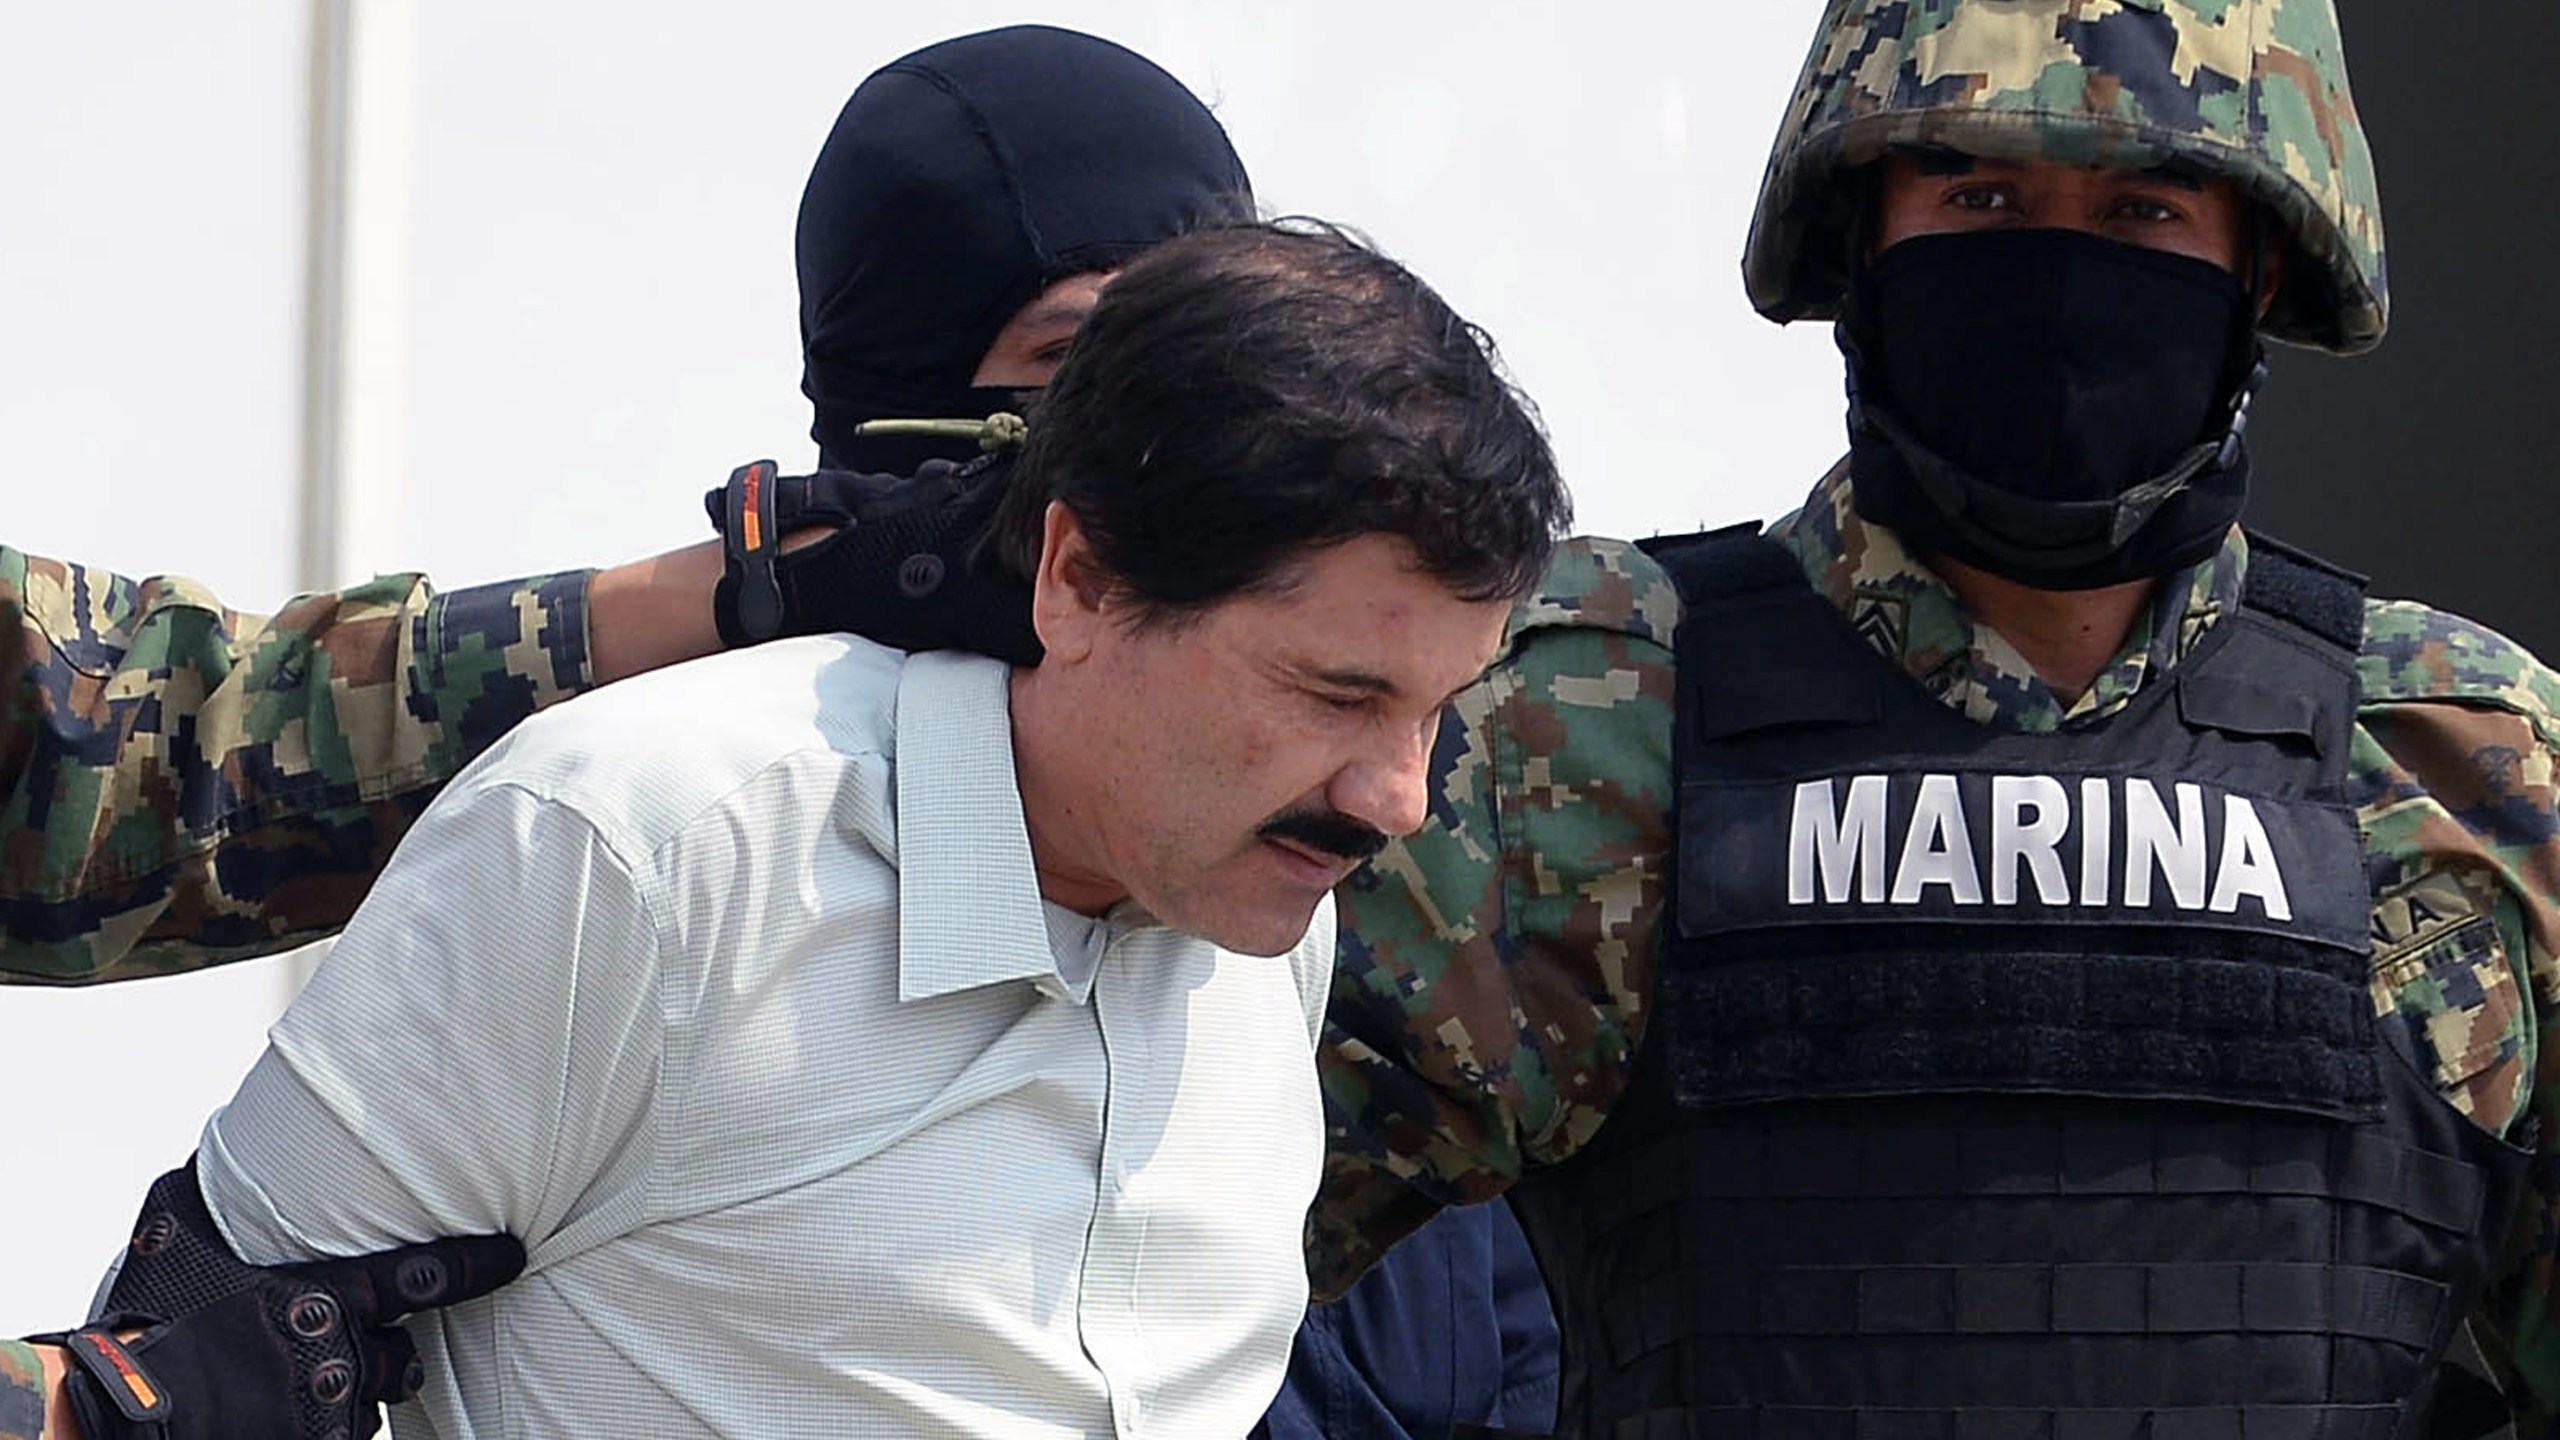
[[0, 24, 1241, 988], [1311, 1, 2560, 1433], [42, 219, 1567, 1440], [3, 28, 1244, 1439], [13, 29, 1558, 1440]]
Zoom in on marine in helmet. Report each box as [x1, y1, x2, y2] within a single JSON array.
[[1313, 1, 2560, 1433]]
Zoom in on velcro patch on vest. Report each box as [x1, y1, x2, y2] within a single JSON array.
[[1662, 943, 2383, 1118]]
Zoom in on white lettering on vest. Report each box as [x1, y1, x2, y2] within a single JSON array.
[[2123, 779, 2207, 909], [1990, 775, 2071, 905], [1788, 775, 1888, 904], [2208, 795, 2293, 921], [2078, 775, 2111, 907], [1890, 774, 1983, 904], [1780, 773, 2297, 919]]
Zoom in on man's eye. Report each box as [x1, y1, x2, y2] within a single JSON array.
[[1317, 692, 1371, 714], [1945, 186, 2011, 212], [2111, 197, 2183, 225]]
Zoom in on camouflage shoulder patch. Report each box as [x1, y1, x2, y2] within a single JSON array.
[[2366, 864, 2528, 1129]]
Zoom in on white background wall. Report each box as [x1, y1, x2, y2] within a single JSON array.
[[0, 2, 1847, 1330]]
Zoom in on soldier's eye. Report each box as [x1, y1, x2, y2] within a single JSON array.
[[1945, 185, 2012, 212]]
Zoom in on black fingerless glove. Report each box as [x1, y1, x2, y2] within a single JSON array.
[[707, 455, 1043, 667], [32, 1158, 526, 1440]]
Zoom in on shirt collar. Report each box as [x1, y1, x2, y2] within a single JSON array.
[[890, 650, 1089, 1003], [1763, 463, 2250, 734]]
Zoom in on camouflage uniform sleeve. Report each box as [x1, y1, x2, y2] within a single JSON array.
[[2352, 599, 2560, 1424], [0, 545, 595, 984], [1309, 537, 1679, 1297], [0, 1340, 41, 1440]]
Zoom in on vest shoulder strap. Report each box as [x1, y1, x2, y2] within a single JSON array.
[[2240, 530, 2369, 653], [1637, 523, 1796, 607]]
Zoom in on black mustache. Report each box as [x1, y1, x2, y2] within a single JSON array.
[[1258, 809, 1389, 866]]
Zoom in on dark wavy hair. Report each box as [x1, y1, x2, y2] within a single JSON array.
[[987, 218, 1569, 624]]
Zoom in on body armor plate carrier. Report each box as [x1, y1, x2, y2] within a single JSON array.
[[1509, 529, 2531, 1440]]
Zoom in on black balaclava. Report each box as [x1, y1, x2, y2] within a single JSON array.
[[797, 25, 1252, 474], [1841, 226, 2265, 591]]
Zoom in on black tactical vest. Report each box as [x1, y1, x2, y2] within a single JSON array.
[[1508, 529, 2531, 1440]]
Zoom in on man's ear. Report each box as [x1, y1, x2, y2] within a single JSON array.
[[2258, 231, 2288, 319], [1030, 500, 1113, 664]]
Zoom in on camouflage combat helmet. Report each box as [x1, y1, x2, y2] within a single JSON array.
[[1743, 0, 2386, 354]]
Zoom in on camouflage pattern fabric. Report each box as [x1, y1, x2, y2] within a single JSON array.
[[1315, 470, 2560, 1420], [0, 545, 595, 983], [1772, 459, 2244, 733], [1318, 536, 1678, 1269], [1744, 0, 2386, 353], [0, 1340, 40, 1440]]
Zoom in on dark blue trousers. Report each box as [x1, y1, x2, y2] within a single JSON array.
[[1258, 1199, 1557, 1439]]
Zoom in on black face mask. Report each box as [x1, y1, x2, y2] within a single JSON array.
[[796, 25, 1251, 474], [1843, 227, 2264, 590]]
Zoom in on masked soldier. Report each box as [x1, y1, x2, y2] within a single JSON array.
[[1313, 0, 2560, 1434]]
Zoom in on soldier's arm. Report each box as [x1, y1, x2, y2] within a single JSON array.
[[0, 456, 1040, 985], [2351, 600, 2560, 1428], [0, 539, 729, 984], [1310, 537, 1678, 1297], [0, 1339, 65, 1439]]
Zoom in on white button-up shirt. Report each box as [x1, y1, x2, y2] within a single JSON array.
[[194, 637, 1332, 1439]]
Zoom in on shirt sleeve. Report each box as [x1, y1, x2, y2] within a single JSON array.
[[0, 544, 596, 985], [1309, 537, 1679, 1297], [196, 777, 663, 1266]]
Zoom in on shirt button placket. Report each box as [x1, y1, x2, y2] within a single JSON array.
[[1077, 936, 1123, 1436], [1087, 928, 1157, 1436]]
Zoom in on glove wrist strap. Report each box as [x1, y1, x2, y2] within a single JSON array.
[[22, 1328, 171, 1438], [716, 459, 785, 645]]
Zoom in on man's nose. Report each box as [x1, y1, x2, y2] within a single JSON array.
[[1329, 714, 1437, 840]]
